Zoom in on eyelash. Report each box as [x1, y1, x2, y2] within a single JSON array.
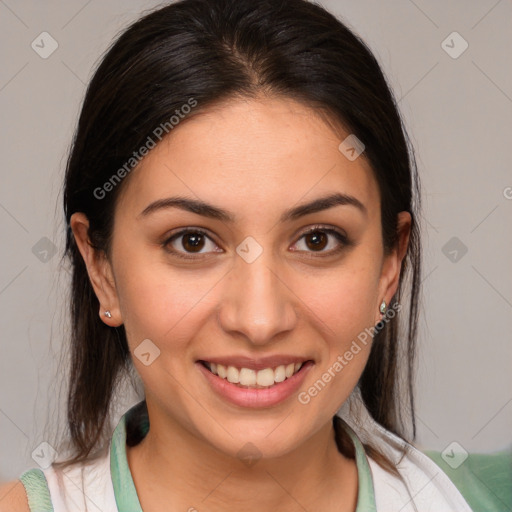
[[162, 225, 351, 260]]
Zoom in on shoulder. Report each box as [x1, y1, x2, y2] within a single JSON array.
[[422, 448, 512, 512], [371, 432, 512, 512], [366, 446, 475, 512], [338, 393, 511, 510], [1, 451, 115, 512], [0, 479, 31, 512], [360, 424, 476, 511], [1, 467, 54, 512]]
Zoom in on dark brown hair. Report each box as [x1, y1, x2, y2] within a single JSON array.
[[53, 0, 422, 479]]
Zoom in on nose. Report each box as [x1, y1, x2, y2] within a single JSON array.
[[217, 252, 298, 346]]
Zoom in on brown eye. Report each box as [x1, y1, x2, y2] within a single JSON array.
[[163, 228, 221, 258], [181, 232, 206, 252], [304, 231, 328, 251], [292, 226, 349, 255]]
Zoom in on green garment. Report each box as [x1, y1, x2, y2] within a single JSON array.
[[18, 404, 511, 511], [422, 448, 512, 512]]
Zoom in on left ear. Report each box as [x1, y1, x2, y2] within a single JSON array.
[[375, 211, 411, 324]]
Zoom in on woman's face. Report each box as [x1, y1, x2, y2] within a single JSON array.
[[75, 96, 409, 460]]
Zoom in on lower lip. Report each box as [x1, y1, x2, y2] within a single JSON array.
[[196, 361, 314, 408]]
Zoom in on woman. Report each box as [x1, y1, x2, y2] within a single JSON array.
[[1, 0, 507, 510]]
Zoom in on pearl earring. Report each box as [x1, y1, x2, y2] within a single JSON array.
[[104, 310, 112, 318], [379, 301, 386, 315]]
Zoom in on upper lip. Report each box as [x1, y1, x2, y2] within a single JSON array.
[[198, 355, 313, 371]]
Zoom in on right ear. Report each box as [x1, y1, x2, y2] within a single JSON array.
[[70, 212, 123, 327]]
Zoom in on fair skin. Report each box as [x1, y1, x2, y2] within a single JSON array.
[[0, 96, 410, 512]]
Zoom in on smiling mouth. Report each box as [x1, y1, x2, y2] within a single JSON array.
[[199, 360, 312, 389]]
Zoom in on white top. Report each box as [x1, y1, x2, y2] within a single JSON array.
[[21, 392, 473, 512], [42, 447, 117, 512]]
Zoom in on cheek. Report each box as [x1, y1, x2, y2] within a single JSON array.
[[114, 249, 219, 352], [299, 263, 379, 338], [294, 263, 379, 385]]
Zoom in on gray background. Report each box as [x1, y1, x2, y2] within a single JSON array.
[[1, 0, 511, 482]]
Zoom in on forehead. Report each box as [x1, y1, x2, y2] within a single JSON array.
[[116, 96, 379, 221]]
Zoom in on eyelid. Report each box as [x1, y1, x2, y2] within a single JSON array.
[[162, 227, 220, 260], [162, 224, 350, 259], [290, 224, 350, 254], [295, 224, 348, 240]]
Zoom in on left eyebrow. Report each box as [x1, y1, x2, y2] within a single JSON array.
[[280, 192, 367, 222], [137, 192, 367, 222]]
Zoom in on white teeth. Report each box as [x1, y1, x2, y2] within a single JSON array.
[[274, 365, 286, 383], [256, 368, 275, 387], [239, 368, 257, 386], [217, 364, 227, 379], [226, 366, 239, 384], [205, 361, 305, 387]]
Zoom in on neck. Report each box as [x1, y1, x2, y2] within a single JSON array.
[[126, 411, 358, 512]]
